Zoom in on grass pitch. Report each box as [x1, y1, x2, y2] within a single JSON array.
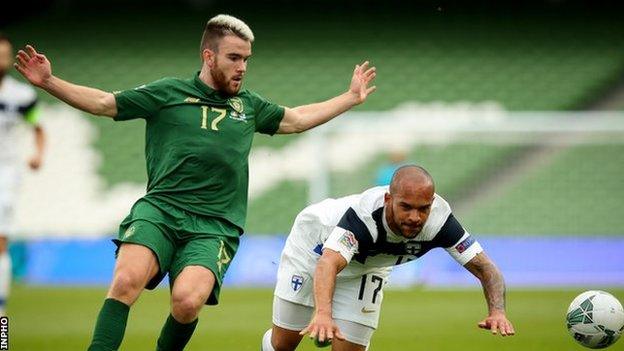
[[7, 286, 624, 350]]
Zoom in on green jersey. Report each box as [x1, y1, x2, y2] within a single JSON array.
[[114, 73, 285, 232]]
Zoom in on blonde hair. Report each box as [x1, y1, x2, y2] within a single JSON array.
[[200, 14, 254, 53]]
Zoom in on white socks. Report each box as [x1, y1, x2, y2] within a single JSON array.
[[262, 328, 276, 351], [0, 251, 10, 315]]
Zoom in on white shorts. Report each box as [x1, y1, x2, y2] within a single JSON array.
[[272, 296, 375, 347], [274, 264, 387, 329], [0, 166, 19, 236]]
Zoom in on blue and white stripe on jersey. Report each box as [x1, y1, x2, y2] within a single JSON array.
[[0, 76, 39, 162], [323, 192, 482, 267]]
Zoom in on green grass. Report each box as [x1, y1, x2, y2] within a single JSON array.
[[7, 286, 624, 350]]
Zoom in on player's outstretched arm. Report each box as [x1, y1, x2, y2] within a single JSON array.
[[464, 252, 516, 337], [299, 249, 348, 344], [276, 61, 377, 134], [28, 125, 45, 170], [14, 45, 117, 118]]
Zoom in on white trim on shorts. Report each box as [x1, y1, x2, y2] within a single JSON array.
[[272, 295, 375, 347]]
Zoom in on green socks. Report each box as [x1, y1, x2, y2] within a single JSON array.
[[86, 299, 197, 351], [156, 314, 199, 351], [87, 298, 130, 351]]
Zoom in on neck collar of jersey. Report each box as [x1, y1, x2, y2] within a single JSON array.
[[194, 72, 216, 94], [194, 71, 220, 98]]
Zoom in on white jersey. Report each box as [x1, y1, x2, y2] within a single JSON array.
[[0, 75, 38, 164], [0, 76, 38, 235], [274, 186, 483, 328]]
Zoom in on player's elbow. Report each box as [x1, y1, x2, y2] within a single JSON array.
[[318, 249, 348, 272], [93, 93, 117, 117], [292, 120, 310, 134], [279, 108, 311, 134], [480, 262, 504, 283], [316, 255, 339, 275], [284, 118, 309, 134]]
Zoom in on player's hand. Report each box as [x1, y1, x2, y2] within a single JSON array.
[[14, 45, 52, 88], [348, 61, 377, 105], [478, 311, 515, 336], [299, 312, 346, 344], [28, 154, 42, 170]]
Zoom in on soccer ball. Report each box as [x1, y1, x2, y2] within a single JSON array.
[[566, 290, 624, 349]]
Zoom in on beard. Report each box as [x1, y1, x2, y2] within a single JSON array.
[[400, 225, 421, 238], [394, 214, 423, 238], [210, 63, 240, 96]]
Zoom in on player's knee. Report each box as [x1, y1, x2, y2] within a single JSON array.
[[270, 331, 299, 351], [261, 328, 297, 351], [171, 294, 204, 323], [108, 271, 145, 303]]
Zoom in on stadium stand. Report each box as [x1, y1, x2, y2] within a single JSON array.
[[6, 10, 624, 235]]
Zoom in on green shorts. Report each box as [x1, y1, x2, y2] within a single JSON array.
[[114, 198, 240, 305]]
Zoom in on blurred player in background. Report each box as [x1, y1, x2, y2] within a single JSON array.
[[0, 33, 45, 317], [374, 148, 407, 187], [14, 14, 376, 351], [262, 165, 515, 351]]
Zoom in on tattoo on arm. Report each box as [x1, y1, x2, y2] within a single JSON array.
[[465, 252, 506, 312]]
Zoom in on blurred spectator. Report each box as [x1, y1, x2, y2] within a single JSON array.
[[375, 149, 408, 186]]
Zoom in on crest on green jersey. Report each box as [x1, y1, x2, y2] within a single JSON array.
[[228, 97, 244, 114], [124, 225, 136, 239]]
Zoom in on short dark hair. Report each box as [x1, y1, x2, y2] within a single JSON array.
[[389, 164, 434, 194]]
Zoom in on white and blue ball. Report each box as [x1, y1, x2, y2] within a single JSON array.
[[566, 290, 624, 349]]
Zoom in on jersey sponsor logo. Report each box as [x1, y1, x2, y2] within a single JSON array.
[[455, 235, 475, 254], [361, 307, 377, 313], [227, 97, 244, 114], [339, 231, 358, 251], [229, 111, 248, 123], [291, 275, 304, 291], [184, 97, 201, 103]]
